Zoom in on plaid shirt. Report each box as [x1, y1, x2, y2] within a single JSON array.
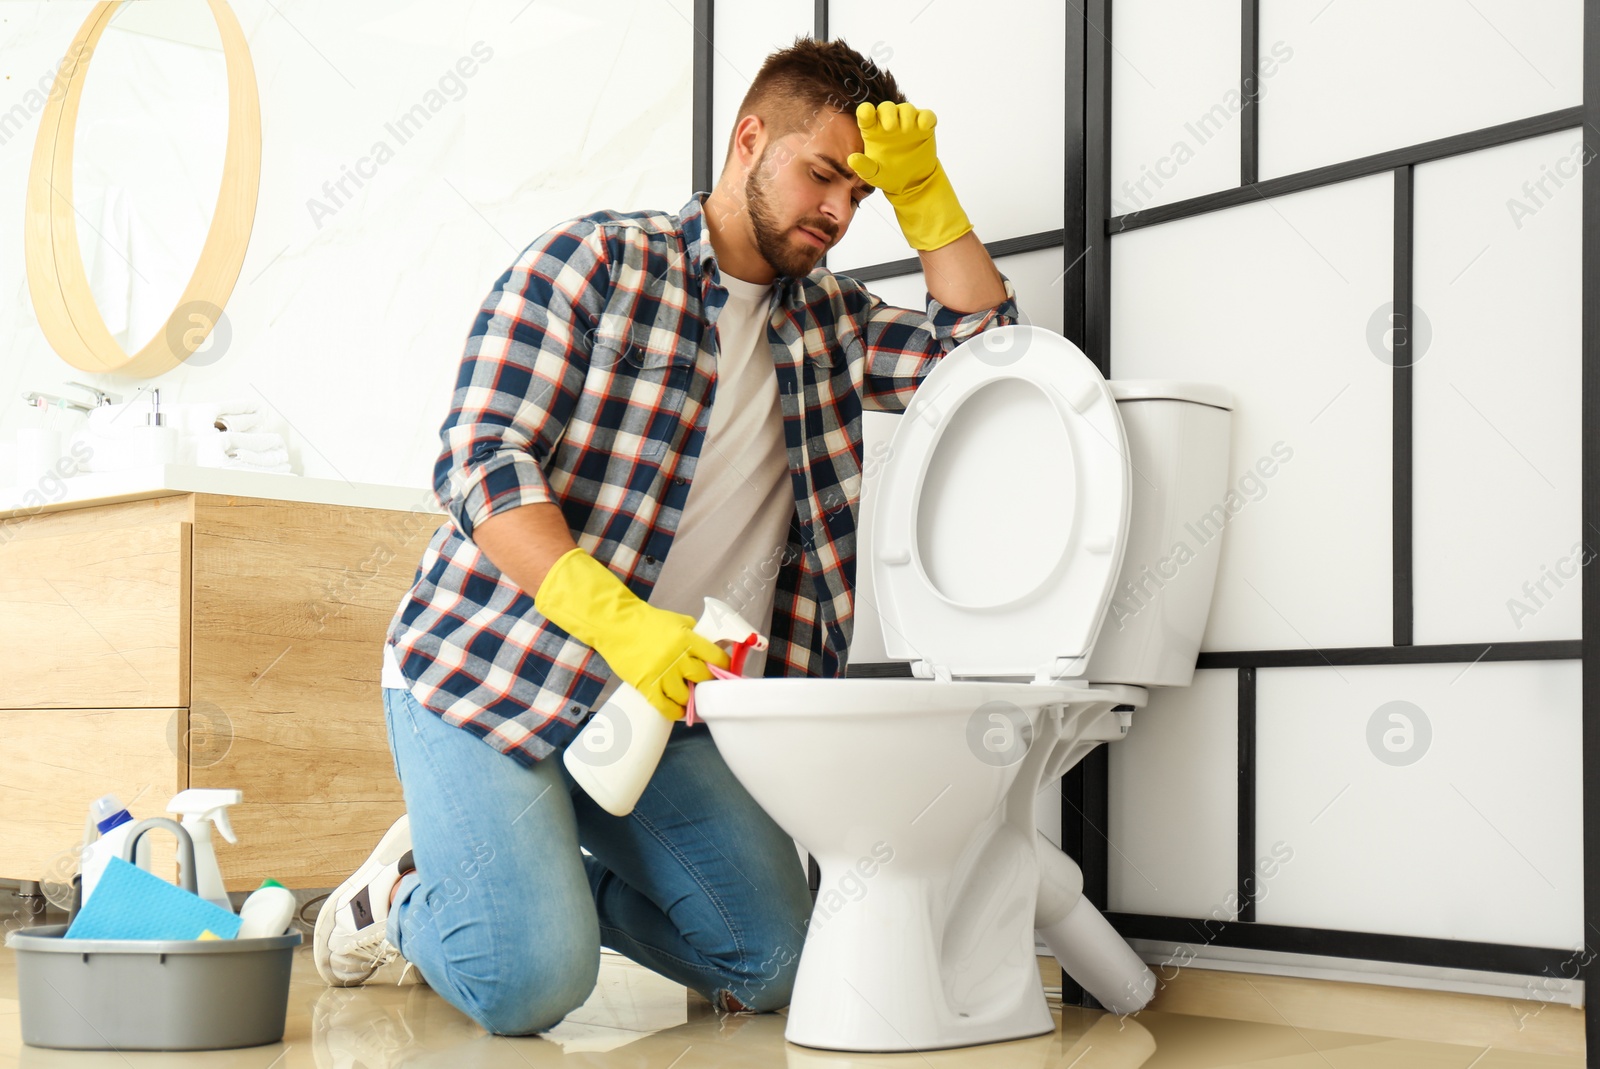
[[388, 191, 1021, 765]]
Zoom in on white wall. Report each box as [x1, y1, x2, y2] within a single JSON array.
[[1111, 0, 1241, 213], [1102, 0, 1584, 959], [1252, 661, 1581, 949], [0, 0, 694, 487], [1259, 0, 1582, 179], [1412, 130, 1582, 645]]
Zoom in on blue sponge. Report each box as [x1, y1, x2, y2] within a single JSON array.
[[65, 856, 243, 941]]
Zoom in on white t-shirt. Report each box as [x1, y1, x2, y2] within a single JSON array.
[[384, 271, 795, 705]]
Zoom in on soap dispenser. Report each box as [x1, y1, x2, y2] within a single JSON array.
[[137, 388, 180, 467]]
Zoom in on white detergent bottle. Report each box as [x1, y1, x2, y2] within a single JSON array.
[[237, 878, 297, 938], [564, 597, 766, 817], [79, 793, 152, 907], [167, 788, 243, 912]]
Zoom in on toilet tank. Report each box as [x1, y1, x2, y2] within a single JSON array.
[[1080, 380, 1235, 689]]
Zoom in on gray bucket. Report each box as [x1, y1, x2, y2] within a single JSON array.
[[5, 817, 301, 1051]]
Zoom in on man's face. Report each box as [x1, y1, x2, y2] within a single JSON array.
[[743, 108, 876, 278]]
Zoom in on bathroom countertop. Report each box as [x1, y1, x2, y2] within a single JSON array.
[[0, 463, 444, 519]]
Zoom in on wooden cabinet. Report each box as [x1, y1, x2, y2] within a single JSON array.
[[0, 489, 440, 891]]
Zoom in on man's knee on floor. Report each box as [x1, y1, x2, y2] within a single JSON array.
[[468, 950, 600, 1036]]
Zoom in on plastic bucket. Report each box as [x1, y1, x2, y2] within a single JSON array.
[[7, 815, 301, 1050], [7, 924, 301, 1050]]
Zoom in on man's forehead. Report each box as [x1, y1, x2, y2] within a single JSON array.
[[824, 106, 867, 147]]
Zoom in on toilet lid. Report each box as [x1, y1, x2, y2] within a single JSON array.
[[868, 325, 1131, 682]]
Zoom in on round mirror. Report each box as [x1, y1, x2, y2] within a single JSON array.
[[73, 2, 228, 357], [24, 0, 260, 379]]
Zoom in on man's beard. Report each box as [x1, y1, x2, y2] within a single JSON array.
[[745, 146, 833, 279]]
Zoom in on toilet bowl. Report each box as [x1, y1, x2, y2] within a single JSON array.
[[694, 324, 1234, 1052]]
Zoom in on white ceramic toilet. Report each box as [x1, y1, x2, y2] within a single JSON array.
[[694, 324, 1234, 1053]]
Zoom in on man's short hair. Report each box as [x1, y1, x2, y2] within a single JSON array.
[[724, 36, 905, 165]]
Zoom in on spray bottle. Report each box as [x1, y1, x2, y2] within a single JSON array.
[[564, 596, 766, 817], [166, 788, 243, 912]]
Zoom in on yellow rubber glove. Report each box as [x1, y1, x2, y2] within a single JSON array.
[[847, 100, 973, 251], [534, 547, 730, 720]]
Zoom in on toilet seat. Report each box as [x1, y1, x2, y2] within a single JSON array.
[[870, 325, 1131, 683]]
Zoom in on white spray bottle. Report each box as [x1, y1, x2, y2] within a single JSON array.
[[167, 788, 243, 912], [564, 596, 766, 817]]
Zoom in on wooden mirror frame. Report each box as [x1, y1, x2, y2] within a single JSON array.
[[24, 0, 261, 378]]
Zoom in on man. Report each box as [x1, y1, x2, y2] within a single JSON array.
[[312, 36, 1020, 1034]]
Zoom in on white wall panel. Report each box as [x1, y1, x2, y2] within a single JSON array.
[[1259, 0, 1582, 180], [1412, 131, 1583, 645], [829, 0, 1065, 270], [1108, 669, 1240, 918], [1111, 175, 1393, 652], [837, 246, 1067, 338], [995, 246, 1069, 339], [1111, 0, 1242, 216], [1256, 661, 1582, 949], [710, 0, 813, 186]]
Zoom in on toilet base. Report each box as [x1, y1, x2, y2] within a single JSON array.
[[783, 828, 1054, 1052]]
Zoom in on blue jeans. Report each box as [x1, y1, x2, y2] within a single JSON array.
[[380, 685, 813, 1035]]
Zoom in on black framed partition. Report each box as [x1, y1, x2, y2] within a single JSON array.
[[690, 0, 1597, 1044], [1073, 0, 1596, 1033]]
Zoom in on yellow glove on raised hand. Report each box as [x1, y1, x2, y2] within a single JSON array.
[[847, 100, 973, 252], [534, 547, 730, 720]]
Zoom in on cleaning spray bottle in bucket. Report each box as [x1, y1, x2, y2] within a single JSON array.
[[564, 596, 766, 817], [167, 788, 243, 911]]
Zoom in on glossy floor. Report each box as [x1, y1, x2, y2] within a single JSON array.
[[0, 915, 1583, 1067]]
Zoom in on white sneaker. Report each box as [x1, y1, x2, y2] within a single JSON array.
[[313, 814, 422, 987]]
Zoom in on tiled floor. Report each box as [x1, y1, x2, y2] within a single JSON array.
[[0, 892, 1584, 1068]]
